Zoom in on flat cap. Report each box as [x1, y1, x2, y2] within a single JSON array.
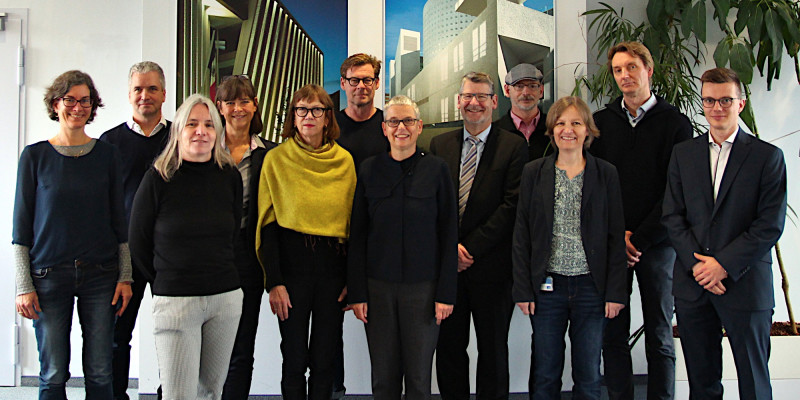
[[505, 64, 543, 85]]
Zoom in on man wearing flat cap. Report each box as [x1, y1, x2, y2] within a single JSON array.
[[495, 63, 552, 161]]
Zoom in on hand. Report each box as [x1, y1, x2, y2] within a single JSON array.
[[605, 302, 625, 318], [435, 302, 454, 325], [706, 281, 727, 295], [692, 253, 728, 291], [338, 286, 352, 311], [457, 243, 474, 272], [516, 302, 535, 316], [624, 231, 641, 267], [269, 285, 292, 321], [16, 291, 41, 320], [352, 303, 368, 323], [112, 282, 133, 317]]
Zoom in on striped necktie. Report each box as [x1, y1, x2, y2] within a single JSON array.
[[459, 136, 479, 220]]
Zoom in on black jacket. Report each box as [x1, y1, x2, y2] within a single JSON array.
[[429, 125, 528, 283], [511, 152, 627, 305], [347, 150, 458, 305], [591, 95, 692, 251], [494, 109, 553, 161], [240, 137, 277, 288], [663, 130, 786, 310]]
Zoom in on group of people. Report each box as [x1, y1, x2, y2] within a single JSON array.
[[12, 42, 786, 400]]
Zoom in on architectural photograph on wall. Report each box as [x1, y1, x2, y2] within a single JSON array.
[[386, 0, 554, 139], [178, 0, 346, 142]]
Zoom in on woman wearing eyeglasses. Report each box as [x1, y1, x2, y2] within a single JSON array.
[[256, 84, 356, 400], [347, 95, 457, 400], [214, 75, 277, 400], [13, 70, 132, 399]]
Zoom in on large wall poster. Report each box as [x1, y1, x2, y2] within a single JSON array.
[[385, 0, 554, 138], [180, 0, 346, 142]]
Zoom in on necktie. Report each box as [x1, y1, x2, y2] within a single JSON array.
[[459, 136, 479, 220]]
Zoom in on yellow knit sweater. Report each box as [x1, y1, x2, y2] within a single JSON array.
[[255, 136, 356, 265]]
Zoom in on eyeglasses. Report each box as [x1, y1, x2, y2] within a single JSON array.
[[294, 107, 328, 118], [701, 97, 738, 109], [512, 83, 542, 91], [343, 77, 376, 87], [384, 118, 419, 128], [61, 97, 93, 108], [460, 93, 493, 102]]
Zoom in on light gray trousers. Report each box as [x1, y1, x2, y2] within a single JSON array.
[[152, 289, 243, 400]]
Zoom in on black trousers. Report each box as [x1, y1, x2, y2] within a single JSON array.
[[277, 230, 346, 400], [112, 265, 148, 400], [222, 231, 266, 400], [675, 295, 772, 400], [436, 276, 514, 400], [366, 279, 439, 400]]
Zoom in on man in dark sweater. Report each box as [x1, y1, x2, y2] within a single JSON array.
[[328, 53, 388, 400], [494, 63, 552, 161], [591, 42, 692, 400], [335, 53, 388, 172], [99, 61, 171, 400]]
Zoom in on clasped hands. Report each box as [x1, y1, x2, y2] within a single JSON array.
[[692, 252, 728, 295]]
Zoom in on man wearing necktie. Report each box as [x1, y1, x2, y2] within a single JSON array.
[[662, 67, 787, 400], [429, 71, 528, 400]]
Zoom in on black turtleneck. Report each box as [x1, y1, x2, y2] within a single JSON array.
[[129, 160, 243, 296]]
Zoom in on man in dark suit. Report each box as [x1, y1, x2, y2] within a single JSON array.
[[663, 67, 787, 400], [430, 71, 528, 400], [494, 63, 552, 161]]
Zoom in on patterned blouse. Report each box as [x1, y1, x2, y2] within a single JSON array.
[[547, 167, 590, 276]]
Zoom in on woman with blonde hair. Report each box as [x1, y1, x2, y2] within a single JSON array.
[[256, 84, 356, 400], [129, 94, 243, 400]]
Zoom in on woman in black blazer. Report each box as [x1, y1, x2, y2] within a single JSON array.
[[215, 75, 276, 399], [511, 96, 627, 400]]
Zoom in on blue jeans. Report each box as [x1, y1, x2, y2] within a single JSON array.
[[531, 274, 605, 400], [32, 261, 118, 400]]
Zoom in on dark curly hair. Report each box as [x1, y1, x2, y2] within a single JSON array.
[[43, 70, 104, 123]]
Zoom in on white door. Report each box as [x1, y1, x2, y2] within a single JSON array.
[[0, 8, 28, 386]]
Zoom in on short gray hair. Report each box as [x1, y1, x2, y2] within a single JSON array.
[[385, 95, 420, 119], [129, 61, 166, 89], [460, 71, 494, 94]]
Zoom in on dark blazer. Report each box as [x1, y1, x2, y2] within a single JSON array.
[[243, 137, 277, 288], [494, 109, 553, 161], [429, 125, 528, 283], [511, 152, 628, 305], [662, 130, 786, 311]]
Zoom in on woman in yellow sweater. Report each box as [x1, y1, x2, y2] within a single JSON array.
[[256, 84, 356, 400]]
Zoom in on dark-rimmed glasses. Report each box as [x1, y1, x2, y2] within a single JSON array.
[[61, 97, 93, 108], [343, 77, 376, 87], [294, 107, 328, 118], [384, 118, 419, 128], [459, 93, 493, 102], [701, 97, 738, 109]]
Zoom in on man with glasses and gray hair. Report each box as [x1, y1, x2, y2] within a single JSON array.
[[99, 61, 170, 400], [495, 63, 552, 161], [430, 71, 527, 400]]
